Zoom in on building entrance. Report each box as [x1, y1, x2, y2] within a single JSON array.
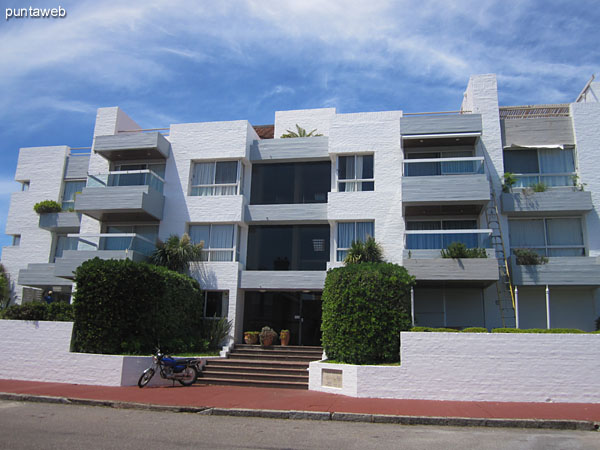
[[243, 291, 322, 346]]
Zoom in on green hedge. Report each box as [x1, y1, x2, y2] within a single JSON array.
[[73, 258, 205, 355], [409, 326, 593, 334], [322, 263, 414, 365], [33, 200, 62, 214], [0, 301, 73, 321]]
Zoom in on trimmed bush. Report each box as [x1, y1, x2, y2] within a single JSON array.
[[410, 326, 459, 332], [73, 258, 204, 355], [322, 263, 414, 364], [461, 327, 488, 333], [33, 200, 62, 214], [441, 242, 487, 259], [0, 301, 73, 321], [492, 328, 585, 334]]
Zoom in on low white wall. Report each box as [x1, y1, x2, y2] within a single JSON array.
[[310, 332, 600, 403], [0, 320, 172, 386]]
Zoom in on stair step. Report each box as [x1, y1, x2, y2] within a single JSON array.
[[195, 377, 308, 390], [236, 344, 322, 351], [227, 354, 320, 362], [200, 370, 308, 383], [203, 365, 307, 376], [205, 359, 310, 370], [230, 348, 322, 358]]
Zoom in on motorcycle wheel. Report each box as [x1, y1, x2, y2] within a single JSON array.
[[178, 367, 198, 386], [138, 368, 155, 388]]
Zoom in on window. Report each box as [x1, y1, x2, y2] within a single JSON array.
[[189, 224, 235, 261], [12, 235, 21, 246], [53, 235, 78, 261], [503, 147, 575, 187], [338, 155, 374, 192], [509, 218, 585, 257], [404, 150, 481, 176], [405, 219, 480, 249], [61, 180, 86, 210], [337, 221, 374, 261], [21, 181, 29, 191], [204, 291, 228, 318], [191, 161, 240, 196]]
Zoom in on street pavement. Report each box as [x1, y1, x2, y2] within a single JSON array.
[[0, 400, 597, 450]]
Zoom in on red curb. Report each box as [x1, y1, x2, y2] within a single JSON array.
[[1, 379, 599, 422]]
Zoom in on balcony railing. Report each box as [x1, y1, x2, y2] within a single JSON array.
[[405, 229, 492, 250], [87, 170, 164, 194], [512, 173, 575, 188], [66, 233, 156, 256], [403, 157, 484, 177]]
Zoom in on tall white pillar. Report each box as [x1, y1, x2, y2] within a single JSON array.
[[514, 286, 519, 329], [545, 285, 551, 329], [410, 286, 415, 327]]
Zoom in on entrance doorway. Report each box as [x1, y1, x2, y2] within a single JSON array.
[[243, 291, 322, 346]]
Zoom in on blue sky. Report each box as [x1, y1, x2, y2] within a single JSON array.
[[0, 0, 598, 252]]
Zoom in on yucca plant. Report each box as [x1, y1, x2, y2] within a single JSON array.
[[149, 233, 203, 273], [280, 124, 323, 138], [343, 237, 384, 265]]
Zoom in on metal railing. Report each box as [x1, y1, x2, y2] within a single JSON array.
[[66, 233, 156, 256], [499, 104, 570, 119], [404, 229, 492, 250], [87, 170, 164, 193], [403, 157, 484, 176], [512, 173, 575, 188]]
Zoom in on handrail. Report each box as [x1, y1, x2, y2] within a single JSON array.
[[405, 229, 492, 235], [67, 233, 156, 244], [404, 156, 484, 164], [118, 128, 169, 132], [89, 169, 165, 183], [403, 110, 472, 115]]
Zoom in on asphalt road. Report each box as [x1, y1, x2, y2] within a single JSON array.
[[0, 400, 597, 450]]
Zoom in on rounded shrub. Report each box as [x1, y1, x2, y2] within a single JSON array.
[[461, 327, 488, 333], [33, 200, 62, 214], [322, 263, 415, 365]]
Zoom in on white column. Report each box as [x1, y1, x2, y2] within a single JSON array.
[[410, 286, 415, 327], [514, 286, 519, 329], [545, 285, 551, 329]]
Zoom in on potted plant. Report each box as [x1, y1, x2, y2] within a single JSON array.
[[33, 200, 62, 214], [279, 329, 290, 346], [243, 331, 259, 345], [259, 326, 277, 347], [513, 248, 548, 265]]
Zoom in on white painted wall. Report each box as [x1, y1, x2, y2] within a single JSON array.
[[2, 146, 70, 302], [310, 331, 600, 403]]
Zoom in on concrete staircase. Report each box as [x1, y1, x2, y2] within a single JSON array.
[[197, 344, 323, 390]]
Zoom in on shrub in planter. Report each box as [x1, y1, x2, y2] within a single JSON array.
[[279, 329, 290, 346], [461, 327, 488, 333], [441, 242, 487, 259], [244, 331, 259, 344], [33, 200, 62, 214], [513, 248, 548, 265], [410, 326, 459, 332], [73, 258, 204, 355], [322, 262, 415, 365], [259, 326, 277, 347]]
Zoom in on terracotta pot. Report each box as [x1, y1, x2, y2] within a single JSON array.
[[280, 331, 290, 346], [261, 334, 275, 347], [244, 332, 259, 345]]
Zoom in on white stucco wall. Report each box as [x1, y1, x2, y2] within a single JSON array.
[[2, 146, 70, 302], [310, 331, 600, 403]]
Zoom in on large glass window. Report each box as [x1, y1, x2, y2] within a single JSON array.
[[336, 221, 374, 261], [404, 150, 480, 176], [246, 225, 330, 270], [191, 161, 239, 196], [204, 291, 228, 318], [338, 155, 374, 191], [61, 180, 86, 210], [503, 147, 575, 187], [509, 218, 584, 257], [250, 161, 330, 204], [189, 224, 235, 261]]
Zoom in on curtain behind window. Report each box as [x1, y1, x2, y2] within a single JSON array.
[[539, 148, 575, 186], [192, 163, 215, 196], [215, 161, 238, 195]]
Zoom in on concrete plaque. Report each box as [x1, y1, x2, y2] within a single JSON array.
[[322, 368, 343, 388]]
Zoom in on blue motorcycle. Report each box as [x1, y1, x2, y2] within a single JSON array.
[[138, 349, 200, 388]]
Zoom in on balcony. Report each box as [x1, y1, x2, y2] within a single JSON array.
[[75, 170, 165, 221], [402, 157, 490, 205], [94, 131, 170, 161], [400, 113, 482, 135], [18, 263, 73, 289], [54, 233, 155, 279], [403, 229, 499, 284], [502, 189, 592, 215], [38, 212, 81, 233], [240, 271, 326, 290], [510, 256, 600, 286]]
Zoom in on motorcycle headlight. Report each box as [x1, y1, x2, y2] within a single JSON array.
[[152, 356, 158, 364]]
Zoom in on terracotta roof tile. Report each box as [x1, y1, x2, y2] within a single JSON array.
[[253, 125, 274, 139]]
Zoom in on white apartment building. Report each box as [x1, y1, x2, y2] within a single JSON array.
[[3, 73, 600, 344]]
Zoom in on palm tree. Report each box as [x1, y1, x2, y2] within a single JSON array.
[[280, 124, 323, 138], [149, 233, 203, 273], [343, 237, 384, 265]]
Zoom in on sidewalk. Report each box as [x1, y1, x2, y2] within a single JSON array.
[[0, 379, 598, 430]]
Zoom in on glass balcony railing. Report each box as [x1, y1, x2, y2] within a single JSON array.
[[405, 229, 492, 250], [66, 233, 156, 256], [87, 170, 164, 194], [403, 157, 484, 176]]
